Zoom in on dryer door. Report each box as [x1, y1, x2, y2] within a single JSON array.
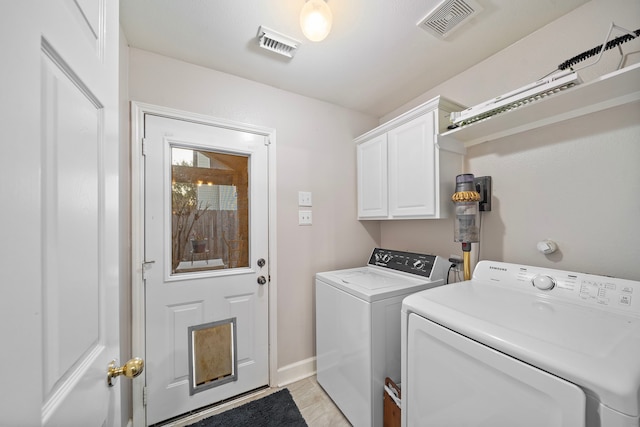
[[404, 313, 586, 427]]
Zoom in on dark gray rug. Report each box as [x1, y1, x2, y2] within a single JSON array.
[[187, 389, 308, 427]]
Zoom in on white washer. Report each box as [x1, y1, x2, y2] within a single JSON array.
[[316, 248, 449, 427], [401, 260, 640, 427]]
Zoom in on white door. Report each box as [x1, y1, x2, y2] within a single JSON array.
[[143, 114, 270, 424], [0, 1, 121, 426], [403, 313, 586, 427]]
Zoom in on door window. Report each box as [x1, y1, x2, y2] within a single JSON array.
[[171, 147, 249, 274]]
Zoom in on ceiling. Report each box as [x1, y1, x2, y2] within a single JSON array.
[[120, 0, 590, 117]]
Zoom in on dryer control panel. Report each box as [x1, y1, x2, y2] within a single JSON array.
[[368, 248, 445, 280], [473, 261, 640, 315]]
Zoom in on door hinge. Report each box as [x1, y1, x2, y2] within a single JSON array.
[[141, 138, 148, 156], [264, 137, 271, 146], [142, 260, 155, 281], [143, 386, 148, 407]]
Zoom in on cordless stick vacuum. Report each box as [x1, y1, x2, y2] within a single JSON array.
[[452, 174, 481, 281]]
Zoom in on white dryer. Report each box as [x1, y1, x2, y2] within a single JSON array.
[[316, 248, 449, 427], [401, 260, 640, 427]]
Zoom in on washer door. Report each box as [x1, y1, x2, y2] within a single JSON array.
[[404, 313, 586, 427]]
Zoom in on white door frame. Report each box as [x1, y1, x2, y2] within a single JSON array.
[[129, 102, 278, 427]]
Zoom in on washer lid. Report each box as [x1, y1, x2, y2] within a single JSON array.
[[317, 267, 442, 302], [340, 270, 409, 289], [403, 280, 640, 417]]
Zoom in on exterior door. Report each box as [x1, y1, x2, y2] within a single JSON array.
[[0, 1, 121, 426], [143, 114, 270, 424]]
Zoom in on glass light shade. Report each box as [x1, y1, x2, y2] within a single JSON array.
[[300, 0, 332, 42]]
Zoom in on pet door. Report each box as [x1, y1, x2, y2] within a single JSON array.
[[188, 318, 238, 395]]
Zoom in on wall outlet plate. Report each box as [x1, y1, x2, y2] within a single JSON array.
[[474, 176, 492, 212]]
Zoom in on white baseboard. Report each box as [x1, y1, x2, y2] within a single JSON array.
[[276, 356, 316, 387]]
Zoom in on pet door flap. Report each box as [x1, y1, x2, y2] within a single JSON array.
[[188, 318, 238, 395]]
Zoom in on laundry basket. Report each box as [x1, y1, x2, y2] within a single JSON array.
[[383, 377, 401, 427]]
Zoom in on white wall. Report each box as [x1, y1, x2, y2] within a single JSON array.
[[127, 48, 380, 376], [380, 0, 640, 281]]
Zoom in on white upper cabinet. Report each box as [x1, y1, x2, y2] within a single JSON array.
[[356, 96, 465, 220], [357, 134, 388, 218], [388, 113, 437, 217]]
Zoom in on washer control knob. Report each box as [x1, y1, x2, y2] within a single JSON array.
[[413, 260, 425, 270], [532, 275, 556, 291]]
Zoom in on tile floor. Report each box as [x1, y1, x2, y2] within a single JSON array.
[[285, 376, 352, 426], [163, 375, 351, 426]]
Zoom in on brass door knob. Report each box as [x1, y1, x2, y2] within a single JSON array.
[[107, 357, 144, 386]]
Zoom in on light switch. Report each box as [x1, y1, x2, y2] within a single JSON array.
[[299, 210, 312, 225], [298, 191, 312, 207]]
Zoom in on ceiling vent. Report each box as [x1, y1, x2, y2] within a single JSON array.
[[257, 26, 300, 58], [417, 0, 483, 39]]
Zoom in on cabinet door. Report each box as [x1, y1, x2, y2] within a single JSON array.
[[388, 112, 437, 218], [357, 134, 388, 218]]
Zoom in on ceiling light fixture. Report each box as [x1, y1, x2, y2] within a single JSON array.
[[300, 0, 333, 42]]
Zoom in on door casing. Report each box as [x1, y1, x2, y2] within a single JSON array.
[[129, 102, 278, 426]]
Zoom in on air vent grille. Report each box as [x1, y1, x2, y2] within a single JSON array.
[[257, 26, 300, 58], [417, 0, 483, 39]]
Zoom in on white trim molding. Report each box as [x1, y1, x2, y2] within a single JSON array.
[[276, 357, 317, 387]]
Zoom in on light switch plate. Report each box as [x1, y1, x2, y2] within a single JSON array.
[[298, 191, 312, 207], [298, 210, 312, 225]]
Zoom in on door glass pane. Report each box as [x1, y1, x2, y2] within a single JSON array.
[[171, 147, 249, 274]]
